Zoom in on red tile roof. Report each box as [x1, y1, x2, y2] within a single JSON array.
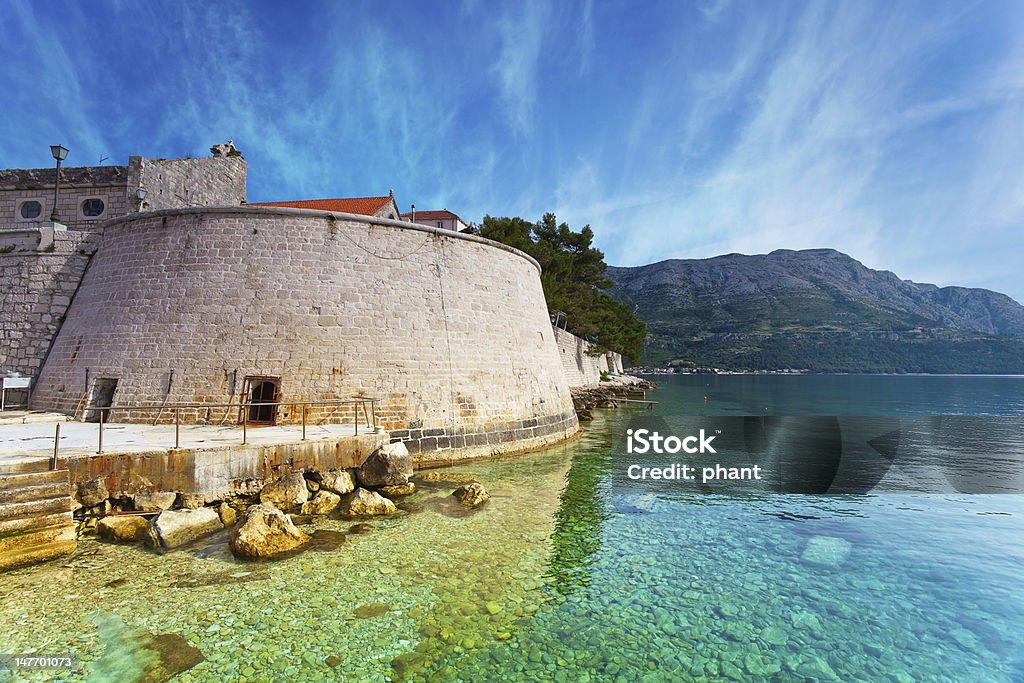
[[400, 209, 462, 221], [250, 196, 393, 216]]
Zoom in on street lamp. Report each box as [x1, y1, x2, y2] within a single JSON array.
[[136, 187, 147, 211], [49, 145, 69, 222]]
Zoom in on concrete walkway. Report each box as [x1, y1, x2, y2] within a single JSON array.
[[0, 411, 379, 466]]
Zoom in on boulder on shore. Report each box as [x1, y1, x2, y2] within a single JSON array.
[[177, 492, 206, 509], [133, 491, 178, 512], [147, 507, 222, 550], [313, 469, 356, 495], [339, 488, 397, 517], [259, 472, 309, 511], [97, 515, 151, 543], [229, 503, 310, 559], [77, 477, 109, 507], [300, 490, 341, 515], [357, 442, 412, 488], [453, 482, 490, 508], [218, 501, 238, 527]]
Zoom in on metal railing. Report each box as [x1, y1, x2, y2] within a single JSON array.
[[83, 398, 378, 454]]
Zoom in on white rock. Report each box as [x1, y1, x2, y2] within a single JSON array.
[[229, 503, 309, 559], [313, 469, 356, 495], [97, 515, 150, 543], [300, 490, 341, 515], [147, 507, 222, 550], [339, 488, 397, 517], [357, 442, 412, 488], [259, 472, 309, 511]]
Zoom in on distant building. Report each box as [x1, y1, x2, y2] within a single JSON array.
[[400, 209, 469, 233], [251, 191, 401, 220]]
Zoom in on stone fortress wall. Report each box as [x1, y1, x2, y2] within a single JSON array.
[[0, 231, 99, 379], [0, 153, 246, 391], [31, 207, 580, 461], [552, 326, 624, 387]]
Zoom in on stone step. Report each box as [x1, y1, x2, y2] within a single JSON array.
[[0, 458, 57, 476], [0, 468, 69, 486], [0, 509, 74, 536], [0, 480, 70, 505], [0, 465, 77, 573], [0, 537, 77, 573], [0, 495, 73, 523], [0, 521, 75, 555]]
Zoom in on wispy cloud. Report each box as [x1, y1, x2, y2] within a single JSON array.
[[1, 0, 1021, 302], [490, 0, 551, 136]]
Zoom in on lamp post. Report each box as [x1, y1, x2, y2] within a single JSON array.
[[136, 187, 147, 211], [49, 145, 69, 222]]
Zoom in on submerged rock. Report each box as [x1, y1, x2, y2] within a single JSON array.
[[147, 508, 222, 550], [419, 471, 480, 484], [452, 482, 490, 508], [97, 515, 150, 543], [300, 490, 341, 515], [307, 529, 347, 551], [357, 442, 412, 488], [379, 482, 415, 497], [133, 491, 178, 512], [87, 612, 204, 682], [259, 472, 309, 511], [313, 469, 356, 495], [229, 503, 310, 559], [339, 488, 397, 517], [801, 535, 853, 567], [353, 603, 390, 619], [77, 477, 109, 507]]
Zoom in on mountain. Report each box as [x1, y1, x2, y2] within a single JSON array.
[[607, 249, 1024, 373]]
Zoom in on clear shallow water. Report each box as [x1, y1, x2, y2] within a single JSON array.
[[2, 375, 1023, 682]]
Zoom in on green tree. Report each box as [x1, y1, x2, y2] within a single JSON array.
[[480, 213, 646, 363]]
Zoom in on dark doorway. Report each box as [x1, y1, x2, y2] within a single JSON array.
[[246, 377, 280, 425], [86, 378, 118, 423]]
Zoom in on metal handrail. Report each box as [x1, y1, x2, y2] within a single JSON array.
[[84, 398, 378, 454]]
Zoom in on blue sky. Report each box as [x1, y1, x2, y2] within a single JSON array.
[[2, 0, 1023, 302]]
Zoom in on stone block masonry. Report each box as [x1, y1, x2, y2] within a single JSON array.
[[0, 231, 99, 380], [32, 207, 579, 461], [130, 156, 246, 211], [1, 153, 246, 233], [553, 326, 623, 387], [0, 165, 130, 233]]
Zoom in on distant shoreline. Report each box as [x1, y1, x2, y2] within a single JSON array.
[[633, 370, 1024, 378]]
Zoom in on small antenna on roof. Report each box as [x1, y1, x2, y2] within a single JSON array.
[[99, 156, 109, 165]]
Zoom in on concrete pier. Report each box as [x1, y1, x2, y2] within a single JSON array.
[[1, 413, 388, 501]]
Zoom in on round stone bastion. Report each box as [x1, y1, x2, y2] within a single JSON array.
[[31, 207, 580, 461]]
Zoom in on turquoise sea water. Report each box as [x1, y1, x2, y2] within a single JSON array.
[[1, 374, 1023, 682]]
